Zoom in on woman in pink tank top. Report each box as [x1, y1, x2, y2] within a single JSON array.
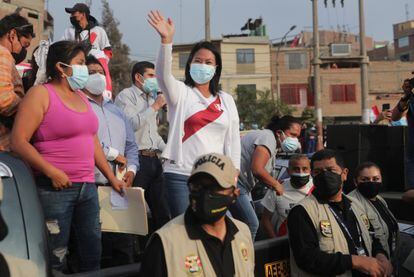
[[10, 41, 125, 272]]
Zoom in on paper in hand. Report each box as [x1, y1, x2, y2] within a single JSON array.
[[110, 188, 128, 210]]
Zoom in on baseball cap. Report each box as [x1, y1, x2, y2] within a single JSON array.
[[188, 153, 238, 189], [65, 3, 90, 15]]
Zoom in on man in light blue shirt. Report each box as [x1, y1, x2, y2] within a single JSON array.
[[82, 55, 139, 266]]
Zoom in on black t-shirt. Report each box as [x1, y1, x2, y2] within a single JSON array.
[[140, 209, 239, 277], [370, 199, 399, 256]]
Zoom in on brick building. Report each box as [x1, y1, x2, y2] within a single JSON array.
[[393, 20, 414, 62], [0, 0, 54, 62], [272, 30, 414, 122]]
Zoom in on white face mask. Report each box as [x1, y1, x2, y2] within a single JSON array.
[[85, 73, 106, 96]]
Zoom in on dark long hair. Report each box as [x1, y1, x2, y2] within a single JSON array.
[[184, 41, 222, 96], [266, 115, 302, 133], [354, 162, 381, 179], [46, 40, 87, 81]]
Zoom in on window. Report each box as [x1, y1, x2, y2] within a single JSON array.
[[331, 84, 356, 103], [280, 84, 307, 105], [28, 12, 39, 19], [400, 53, 410, 62], [398, 36, 409, 48], [285, 52, 307, 70], [236, 49, 255, 64], [179, 52, 190, 69]]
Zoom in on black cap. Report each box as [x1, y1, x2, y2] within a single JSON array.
[[65, 3, 90, 15]]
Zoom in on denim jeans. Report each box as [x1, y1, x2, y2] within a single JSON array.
[[164, 173, 189, 218], [36, 177, 101, 272], [229, 182, 259, 241], [134, 156, 170, 230]]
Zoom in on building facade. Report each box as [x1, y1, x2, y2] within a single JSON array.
[[0, 0, 53, 62], [393, 20, 414, 62], [272, 45, 414, 121]]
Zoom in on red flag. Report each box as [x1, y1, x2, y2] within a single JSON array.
[[290, 35, 300, 48]]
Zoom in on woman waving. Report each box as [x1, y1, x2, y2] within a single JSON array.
[[148, 11, 241, 217]]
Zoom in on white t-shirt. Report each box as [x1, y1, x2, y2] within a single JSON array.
[[261, 178, 314, 236], [164, 90, 230, 176], [156, 43, 240, 176], [62, 26, 111, 51]]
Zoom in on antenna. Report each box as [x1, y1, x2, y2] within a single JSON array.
[[180, 0, 183, 43], [406, 3, 410, 21]]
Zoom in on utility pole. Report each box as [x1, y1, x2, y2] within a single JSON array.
[[205, 0, 211, 41], [359, 0, 370, 124], [312, 0, 323, 150]]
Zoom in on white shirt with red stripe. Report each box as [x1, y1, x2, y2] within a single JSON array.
[[156, 43, 241, 176], [261, 178, 314, 236]]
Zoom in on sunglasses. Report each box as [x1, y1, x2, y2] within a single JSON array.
[[15, 24, 35, 38]]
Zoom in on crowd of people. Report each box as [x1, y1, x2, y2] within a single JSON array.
[[0, 4, 412, 277]]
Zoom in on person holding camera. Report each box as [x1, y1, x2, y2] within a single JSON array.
[[392, 79, 414, 201]]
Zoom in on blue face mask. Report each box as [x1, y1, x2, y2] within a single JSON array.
[[190, 63, 216, 85], [60, 62, 89, 91], [143, 77, 159, 97], [280, 132, 300, 153]]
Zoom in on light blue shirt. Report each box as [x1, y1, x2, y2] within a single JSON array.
[[115, 85, 166, 151], [88, 97, 139, 184]]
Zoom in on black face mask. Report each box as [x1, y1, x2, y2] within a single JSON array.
[[190, 188, 234, 224], [9, 34, 27, 64], [290, 174, 310, 189], [70, 16, 81, 29], [12, 46, 27, 64], [357, 182, 381, 199], [313, 171, 343, 200]]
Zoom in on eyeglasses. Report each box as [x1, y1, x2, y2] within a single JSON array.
[[15, 24, 35, 38]]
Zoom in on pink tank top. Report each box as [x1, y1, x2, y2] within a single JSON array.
[[32, 84, 99, 183]]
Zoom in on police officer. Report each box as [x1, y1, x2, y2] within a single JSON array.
[[140, 153, 255, 276], [348, 162, 399, 272], [288, 149, 393, 277]]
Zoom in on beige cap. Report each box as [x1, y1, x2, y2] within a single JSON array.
[[189, 153, 238, 189]]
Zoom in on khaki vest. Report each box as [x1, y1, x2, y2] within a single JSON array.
[[348, 190, 399, 261], [290, 194, 372, 277], [155, 214, 255, 277]]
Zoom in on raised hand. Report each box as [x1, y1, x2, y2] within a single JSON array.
[[147, 10, 175, 44]]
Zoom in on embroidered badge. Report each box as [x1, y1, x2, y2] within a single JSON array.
[[320, 220, 333, 237], [240, 242, 249, 261], [361, 214, 370, 230], [185, 254, 202, 276]]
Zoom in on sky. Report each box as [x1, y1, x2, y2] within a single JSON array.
[[47, 0, 412, 62]]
